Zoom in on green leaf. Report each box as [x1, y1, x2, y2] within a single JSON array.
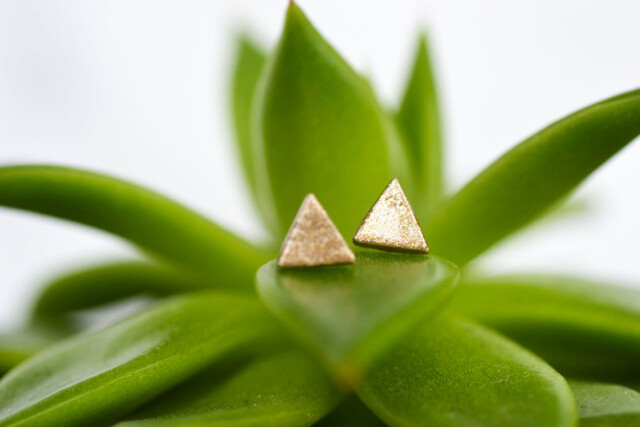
[[448, 275, 640, 381], [426, 89, 640, 265], [0, 165, 270, 287], [315, 394, 385, 427], [0, 293, 284, 426], [230, 34, 268, 223], [396, 33, 444, 220], [0, 321, 71, 375], [33, 261, 211, 319], [256, 252, 458, 384], [570, 381, 640, 426], [5, 260, 204, 374], [252, 3, 402, 240], [119, 348, 340, 427], [357, 317, 577, 427], [0, 334, 34, 375]]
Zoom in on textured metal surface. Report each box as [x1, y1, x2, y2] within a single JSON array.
[[353, 178, 429, 253], [278, 194, 356, 268]]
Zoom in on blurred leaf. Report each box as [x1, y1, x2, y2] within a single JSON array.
[[256, 252, 458, 384], [448, 275, 640, 381], [507, 196, 592, 241], [534, 196, 592, 224], [396, 33, 444, 220], [4, 260, 206, 374], [357, 317, 576, 427], [230, 34, 268, 225], [33, 261, 211, 319], [315, 394, 385, 427], [467, 196, 592, 264], [0, 321, 71, 375], [0, 165, 270, 287], [426, 88, 640, 265], [0, 293, 284, 426], [252, 3, 403, 240], [570, 381, 640, 426], [119, 348, 340, 427], [0, 334, 34, 375]]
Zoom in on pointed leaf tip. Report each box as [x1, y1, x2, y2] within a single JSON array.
[[427, 88, 640, 265], [353, 178, 429, 253], [252, 2, 396, 242], [396, 32, 444, 219], [230, 33, 268, 234], [278, 194, 355, 268]]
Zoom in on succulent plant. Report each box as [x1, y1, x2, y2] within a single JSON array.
[[1, 3, 639, 426]]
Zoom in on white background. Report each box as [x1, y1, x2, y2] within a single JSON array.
[[1, 1, 639, 329]]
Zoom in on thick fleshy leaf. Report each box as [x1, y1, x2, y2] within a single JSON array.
[[0, 165, 270, 286], [252, 3, 403, 240], [119, 348, 340, 427], [0, 293, 284, 426], [230, 34, 268, 221], [396, 33, 444, 220], [426, 89, 640, 265], [33, 261, 210, 319], [357, 317, 576, 427], [256, 252, 458, 384], [315, 394, 385, 427], [448, 275, 640, 381], [570, 381, 640, 426]]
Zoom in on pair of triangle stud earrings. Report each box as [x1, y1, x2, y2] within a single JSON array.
[[278, 178, 429, 268]]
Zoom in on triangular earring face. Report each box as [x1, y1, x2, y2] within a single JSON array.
[[278, 194, 355, 268], [353, 178, 429, 253]]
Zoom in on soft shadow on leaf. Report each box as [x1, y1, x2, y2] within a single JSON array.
[[256, 252, 458, 385], [396, 33, 444, 220], [357, 316, 576, 427], [449, 275, 640, 381], [314, 393, 386, 427], [252, 3, 402, 240], [119, 348, 341, 427], [427, 89, 640, 266], [0, 293, 284, 427], [0, 165, 271, 287], [570, 381, 640, 426]]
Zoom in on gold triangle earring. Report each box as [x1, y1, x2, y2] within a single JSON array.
[[278, 194, 356, 268], [353, 178, 429, 254]]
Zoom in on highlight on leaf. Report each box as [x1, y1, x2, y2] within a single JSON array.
[[0, 293, 286, 426], [0, 2, 638, 427], [257, 252, 458, 385], [570, 380, 640, 426]]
